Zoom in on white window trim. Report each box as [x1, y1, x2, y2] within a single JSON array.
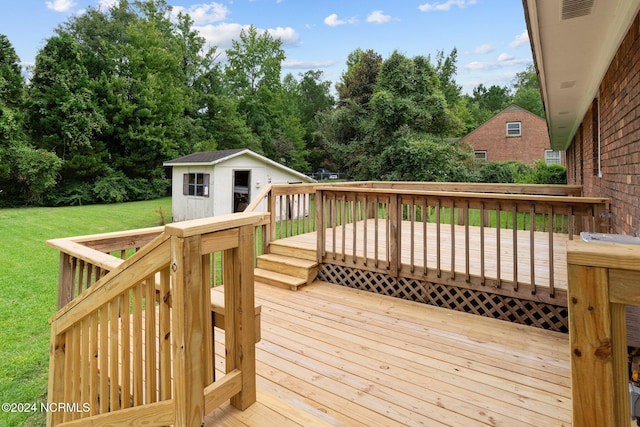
[[544, 149, 561, 165], [506, 121, 521, 137], [474, 150, 487, 161]]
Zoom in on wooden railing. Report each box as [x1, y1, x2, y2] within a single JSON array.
[[47, 212, 267, 426], [48, 227, 164, 309], [244, 183, 318, 247], [314, 187, 610, 304], [567, 240, 640, 426]]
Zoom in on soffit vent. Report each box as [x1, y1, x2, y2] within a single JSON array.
[[562, 0, 595, 20]]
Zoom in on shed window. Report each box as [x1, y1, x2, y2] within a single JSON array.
[[506, 122, 521, 137], [183, 173, 209, 197]]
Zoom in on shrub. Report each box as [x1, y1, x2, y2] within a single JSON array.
[[519, 160, 567, 185], [477, 161, 531, 183]]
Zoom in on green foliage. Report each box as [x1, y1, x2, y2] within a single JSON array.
[[378, 133, 475, 182], [519, 160, 567, 184], [225, 25, 285, 96], [336, 48, 383, 108], [0, 5, 549, 205], [512, 64, 544, 118], [0, 34, 24, 108], [477, 160, 532, 183]]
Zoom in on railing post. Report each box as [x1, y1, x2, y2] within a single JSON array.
[[171, 233, 206, 427], [567, 262, 615, 426], [46, 327, 65, 426], [228, 224, 257, 409]]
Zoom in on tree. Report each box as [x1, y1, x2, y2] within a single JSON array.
[[27, 33, 108, 183], [281, 70, 334, 170], [0, 35, 63, 206], [225, 25, 285, 96], [378, 132, 475, 182], [434, 48, 461, 107], [0, 34, 24, 108], [336, 48, 382, 108], [512, 64, 544, 117], [225, 25, 308, 170]]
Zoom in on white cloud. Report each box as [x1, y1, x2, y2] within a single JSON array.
[[283, 59, 337, 69], [45, 0, 76, 12], [266, 26, 299, 45], [324, 13, 357, 27], [509, 30, 529, 48], [324, 13, 344, 27], [196, 23, 243, 53], [98, 0, 117, 9], [366, 10, 391, 24], [171, 3, 229, 25], [497, 52, 514, 62], [418, 0, 477, 12], [466, 44, 494, 55], [462, 57, 531, 72], [194, 22, 299, 54]]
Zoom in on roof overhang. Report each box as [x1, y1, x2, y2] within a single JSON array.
[[523, 0, 640, 151]]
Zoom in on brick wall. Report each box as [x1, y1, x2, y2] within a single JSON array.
[[567, 12, 640, 235], [461, 106, 554, 164]]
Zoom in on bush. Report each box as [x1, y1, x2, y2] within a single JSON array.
[[93, 171, 129, 203], [477, 161, 531, 183], [519, 160, 567, 185]]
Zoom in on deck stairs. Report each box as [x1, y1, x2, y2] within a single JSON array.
[[254, 240, 317, 290]]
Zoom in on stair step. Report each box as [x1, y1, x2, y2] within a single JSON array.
[[256, 253, 318, 281], [254, 268, 307, 290], [269, 241, 316, 261]]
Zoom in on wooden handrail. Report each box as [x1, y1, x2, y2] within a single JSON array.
[[47, 213, 266, 426], [244, 183, 272, 212]]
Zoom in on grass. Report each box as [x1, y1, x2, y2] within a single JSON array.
[[0, 198, 172, 427]]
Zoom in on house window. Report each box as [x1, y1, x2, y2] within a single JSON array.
[[506, 122, 521, 137], [183, 173, 209, 197], [545, 150, 562, 165], [474, 151, 487, 161]]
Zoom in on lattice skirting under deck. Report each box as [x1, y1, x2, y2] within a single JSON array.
[[317, 264, 568, 333]]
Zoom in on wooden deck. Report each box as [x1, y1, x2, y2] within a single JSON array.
[[283, 219, 568, 292], [206, 281, 571, 426]]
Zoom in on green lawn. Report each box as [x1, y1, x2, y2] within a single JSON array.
[[0, 198, 172, 427]]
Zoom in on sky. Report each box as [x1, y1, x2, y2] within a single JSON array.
[[0, 0, 533, 95]]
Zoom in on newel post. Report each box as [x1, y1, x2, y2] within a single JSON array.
[[170, 232, 206, 427], [567, 240, 630, 427], [226, 224, 257, 410]]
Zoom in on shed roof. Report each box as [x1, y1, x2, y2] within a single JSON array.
[[163, 149, 245, 165], [163, 149, 315, 183]]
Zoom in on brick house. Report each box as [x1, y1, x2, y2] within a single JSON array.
[[524, 0, 640, 235], [459, 104, 562, 165]]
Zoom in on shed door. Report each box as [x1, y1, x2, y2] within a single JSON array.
[[233, 170, 251, 212]]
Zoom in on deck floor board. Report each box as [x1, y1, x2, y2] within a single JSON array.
[[206, 281, 571, 426]]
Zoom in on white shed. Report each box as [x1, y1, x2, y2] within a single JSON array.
[[163, 149, 315, 221]]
